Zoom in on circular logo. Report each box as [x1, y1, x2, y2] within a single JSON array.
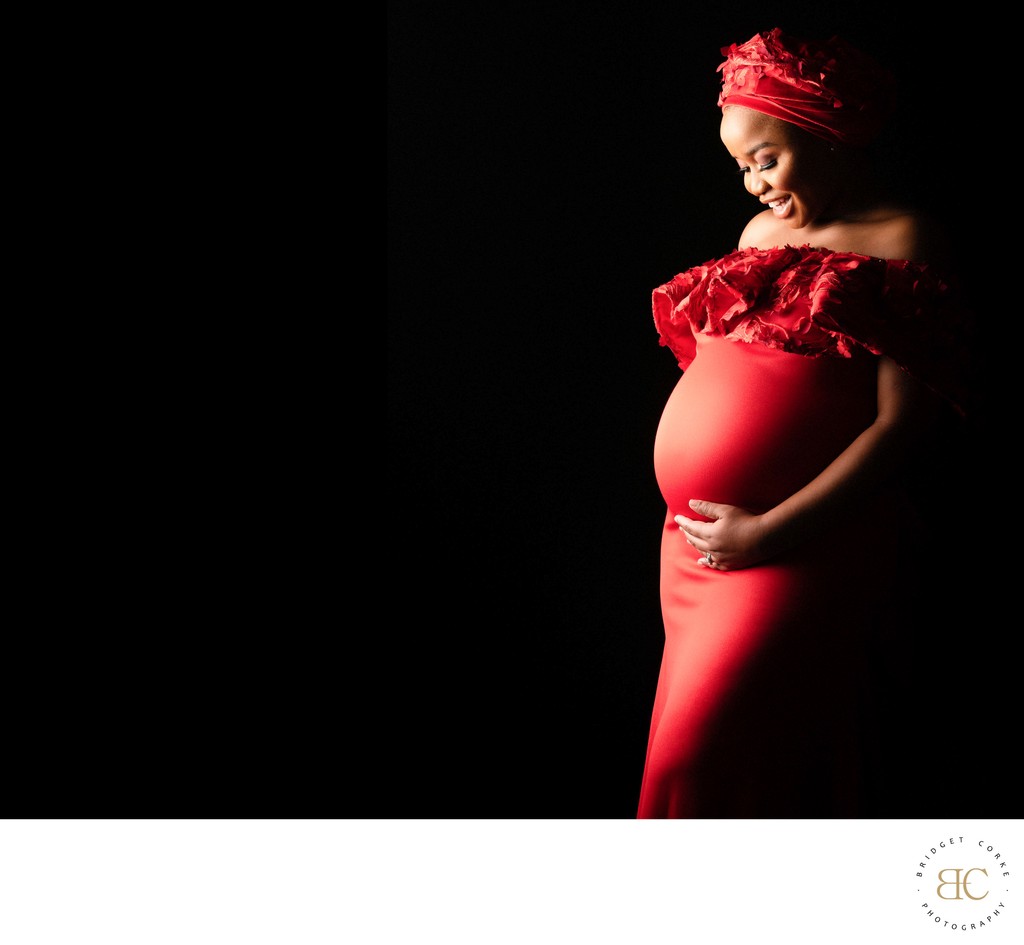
[[914, 835, 1012, 932]]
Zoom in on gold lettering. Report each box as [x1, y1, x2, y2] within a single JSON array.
[[963, 868, 989, 900], [937, 868, 963, 900], [936, 867, 988, 901]]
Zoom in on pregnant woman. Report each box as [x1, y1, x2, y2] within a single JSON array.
[[637, 28, 973, 818]]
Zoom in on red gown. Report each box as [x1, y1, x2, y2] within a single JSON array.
[[637, 245, 972, 818]]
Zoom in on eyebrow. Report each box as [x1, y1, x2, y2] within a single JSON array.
[[742, 141, 776, 156]]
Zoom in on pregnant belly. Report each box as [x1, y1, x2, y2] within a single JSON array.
[[654, 334, 879, 517]]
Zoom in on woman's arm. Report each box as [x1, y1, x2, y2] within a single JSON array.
[[675, 356, 942, 570]]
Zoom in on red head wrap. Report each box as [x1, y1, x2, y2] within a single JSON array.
[[717, 28, 897, 147]]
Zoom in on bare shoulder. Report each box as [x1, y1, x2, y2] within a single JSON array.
[[867, 207, 950, 266], [737, 210, 787, 250], [868, 208, 937, 262], [735, 205, 954, 269]]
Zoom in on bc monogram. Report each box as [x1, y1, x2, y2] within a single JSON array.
[[936, 867, 988, 901], [916, 838, 1011, 932]]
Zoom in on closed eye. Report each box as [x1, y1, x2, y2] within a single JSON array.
[[737, 159, 778, 175]]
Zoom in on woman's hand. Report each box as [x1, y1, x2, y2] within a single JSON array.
[[675, 360, 944, 573], [674, 499, 773, 571]]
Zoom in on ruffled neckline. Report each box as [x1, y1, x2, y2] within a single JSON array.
[[652, 244, 973, 414]]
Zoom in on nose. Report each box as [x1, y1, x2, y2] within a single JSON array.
[[746, 170, 769, 196]]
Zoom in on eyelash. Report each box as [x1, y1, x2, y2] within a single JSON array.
[[738, 159, 778, 175]]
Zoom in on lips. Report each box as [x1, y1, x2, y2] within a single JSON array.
[[764, 196, 791, 219]]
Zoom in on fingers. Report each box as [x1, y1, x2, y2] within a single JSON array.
[[676, 516, 708, 558], [677, 506, 719, 569], [688, 498, 720, 520], [695, 548, 721, 570], [679, 498, 724, 528], [676, 516, 706, 550]]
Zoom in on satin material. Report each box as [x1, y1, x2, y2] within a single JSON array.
[[638, 246, 971, 817], [638, 334, 901, 818]]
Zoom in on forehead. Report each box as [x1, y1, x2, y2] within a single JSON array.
[[719, 106, 796, 152]]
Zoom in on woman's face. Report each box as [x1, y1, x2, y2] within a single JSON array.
[[719, 106, 836, 230]]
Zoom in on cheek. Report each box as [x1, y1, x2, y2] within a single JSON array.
[[774, 167, 799, 193]]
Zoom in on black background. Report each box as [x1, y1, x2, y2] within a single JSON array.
[[388, 3, 1008, 819]]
